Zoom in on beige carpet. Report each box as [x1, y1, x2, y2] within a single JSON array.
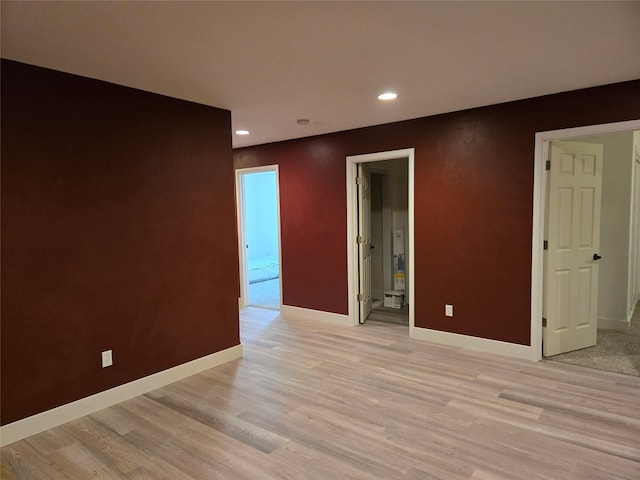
[[546, 306, 640, 376]]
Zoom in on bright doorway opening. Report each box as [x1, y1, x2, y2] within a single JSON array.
[[236, 166, 282, 310]]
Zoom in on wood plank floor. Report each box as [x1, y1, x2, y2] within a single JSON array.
[[2, 307, 640, 479]]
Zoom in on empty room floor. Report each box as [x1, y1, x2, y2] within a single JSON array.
[[2, 307, 639, 479], [248, 257, 280, 309]]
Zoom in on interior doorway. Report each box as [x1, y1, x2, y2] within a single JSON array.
[[532, 120, 640, 364], [346, 149, 414, 332], [236, 166, 282, 310]]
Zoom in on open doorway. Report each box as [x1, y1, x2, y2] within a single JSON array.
[[347, 149, 414, 332], [532, 120, 640, 374], [236, 166, 282, 310]]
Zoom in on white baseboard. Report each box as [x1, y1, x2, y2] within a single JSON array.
[[280, 304, 352, 326], [412, 327, 534, 361], [0, 344, 243, 447], [278, 306, 533, 359], [598, 316, 630, 332]]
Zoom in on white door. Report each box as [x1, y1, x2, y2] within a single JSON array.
[[543, 141, 603, 356], [358, 163, 373, 323]]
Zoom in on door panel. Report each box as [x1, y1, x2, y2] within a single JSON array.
[[579, 187, 595, 246], [544, 141, 603, 356], [557, 188, 572, 247]]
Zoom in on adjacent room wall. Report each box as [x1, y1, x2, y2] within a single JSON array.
[[244, 171, 279, 261], [1, 60, 240, 425], [234, 80, 640, 346]]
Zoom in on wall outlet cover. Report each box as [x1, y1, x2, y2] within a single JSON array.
[[445, 304, 454, 317], [101, 350, 113, 368]]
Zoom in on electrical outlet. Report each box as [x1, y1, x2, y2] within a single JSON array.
[[101, 350, 113, 368], [445, 304, 454, 317]]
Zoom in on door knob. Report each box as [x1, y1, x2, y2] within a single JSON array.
[[593, 253, 602, 261]]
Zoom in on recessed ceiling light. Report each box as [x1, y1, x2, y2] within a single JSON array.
[[235, 130, 250, 135], [378, 92, 398, 101]]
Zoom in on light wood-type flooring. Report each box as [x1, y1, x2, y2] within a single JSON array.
[[2, 307, 640, 479]]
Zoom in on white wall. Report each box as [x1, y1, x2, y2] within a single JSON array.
[[244, 171, 279, 261], [572, 133, 634, 328]]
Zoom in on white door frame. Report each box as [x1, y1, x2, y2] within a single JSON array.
[[235, 165, 283, 309], [346, 148, 415, 334], [531, 119, 640, 361]]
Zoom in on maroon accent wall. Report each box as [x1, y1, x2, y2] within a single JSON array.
[[1, 60, 239, 425], [235, 80, 640, 345]]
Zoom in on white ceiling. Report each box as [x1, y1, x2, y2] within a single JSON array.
[[2, 1, 639, 148]]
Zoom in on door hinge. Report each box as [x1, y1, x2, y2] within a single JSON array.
[[542, 317, 547, 327], [543, 240, 548, 250], [356, 236, 363, 244], [357, 293, 364, 302], [356, 176, 362, 185], [545, 160, 551, 171]]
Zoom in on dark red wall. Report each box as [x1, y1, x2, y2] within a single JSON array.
[[1, 60, 240, 425], [234, 80, 640, 345]]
